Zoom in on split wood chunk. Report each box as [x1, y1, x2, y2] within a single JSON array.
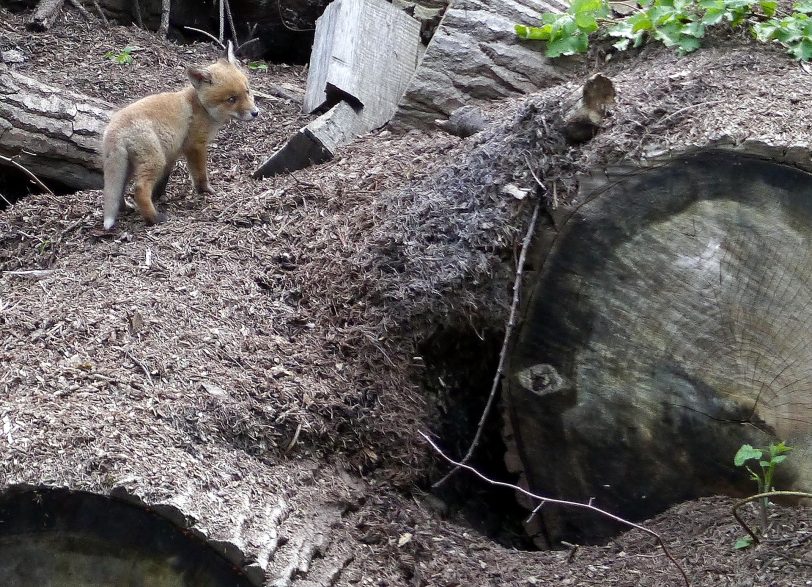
[[255, 0, 420, 178], [562, 73, 616, 144]]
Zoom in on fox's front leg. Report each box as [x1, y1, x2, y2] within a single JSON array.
[[185, 145, 215, 195]]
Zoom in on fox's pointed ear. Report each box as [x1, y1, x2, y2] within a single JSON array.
[[225, 40, 238, 66], [187, 66, 212, 87]]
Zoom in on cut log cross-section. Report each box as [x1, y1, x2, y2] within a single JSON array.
[[0, 64, 111, 190], [504, 149, 812, 545]]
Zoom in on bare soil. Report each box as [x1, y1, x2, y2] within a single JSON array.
[[0, 5, 810, 586]]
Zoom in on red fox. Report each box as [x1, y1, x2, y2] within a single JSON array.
[[102, 42, 259, 230]]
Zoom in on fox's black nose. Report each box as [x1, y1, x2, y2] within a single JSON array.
[[251, 109, 259, 118]]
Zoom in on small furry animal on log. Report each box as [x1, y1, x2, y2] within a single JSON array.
[[101, 41, 259, 229]]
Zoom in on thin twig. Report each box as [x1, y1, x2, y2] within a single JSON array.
[[732, 491, 812, 546], [125, 351, 154, 385], [66, 0, 91, 21], [132, 0, 144, 28], [91, 0, 108, 26], [433, 199, 540, 488], [0, 154, 54, 195], [421, 432, 690, 587], [218, 0, 225, 43], [184, 26, 225, 49]]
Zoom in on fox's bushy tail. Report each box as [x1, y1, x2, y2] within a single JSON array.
[[102, 143, 129, 230]]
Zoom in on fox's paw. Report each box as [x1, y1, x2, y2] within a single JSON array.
[[197, 185, 216, 196], [145, 211, 167, 226]]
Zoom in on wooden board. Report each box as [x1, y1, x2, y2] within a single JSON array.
[[303, 0, 420, 129]]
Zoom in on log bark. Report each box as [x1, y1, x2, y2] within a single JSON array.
[[0, 65, 111, 190], [27, 0, 65, 31]]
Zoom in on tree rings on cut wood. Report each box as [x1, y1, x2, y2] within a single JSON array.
[[504, 150, 812, 544]]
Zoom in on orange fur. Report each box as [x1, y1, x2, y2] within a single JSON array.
[[102, 47, 258, 229]]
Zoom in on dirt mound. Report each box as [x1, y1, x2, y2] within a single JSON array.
[[1, 4, 811, 585]]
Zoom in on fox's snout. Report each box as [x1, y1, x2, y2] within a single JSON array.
[[234, 106, 259, 121]]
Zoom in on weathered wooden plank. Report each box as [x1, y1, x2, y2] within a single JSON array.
[[303, 0, 420, 129]]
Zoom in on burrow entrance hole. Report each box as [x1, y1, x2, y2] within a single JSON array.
[[0, 164, 75, 211], [418, 324, 537, 551]]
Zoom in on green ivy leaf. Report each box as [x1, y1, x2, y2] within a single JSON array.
[[789, 36, 812, 59], [546, 31, 590, 56], [516, 24, 553, 40], [734, 536, 754, 549], [760, 0, 778, 16], [794, 0, 812, 13], [734, 444, 762, 466], [701, 7, 726, 25]]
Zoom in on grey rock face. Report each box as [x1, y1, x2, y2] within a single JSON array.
[[393, 0, 571, 129]]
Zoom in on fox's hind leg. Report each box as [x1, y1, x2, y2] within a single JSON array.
[[151, 159, 176, 201], [132, 159, 167, 225]]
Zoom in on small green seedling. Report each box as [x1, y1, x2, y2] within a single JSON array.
[[733, 441, 792, 548], [103, 45, 139, 65], [247, 60, 268, 72]]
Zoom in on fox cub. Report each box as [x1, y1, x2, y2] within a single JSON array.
[[102, 42, 258, 230]]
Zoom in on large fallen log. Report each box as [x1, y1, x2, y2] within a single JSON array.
[[0, 64, 110, 190]]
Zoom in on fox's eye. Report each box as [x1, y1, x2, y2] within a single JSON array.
[[227, 96, 237, 104]]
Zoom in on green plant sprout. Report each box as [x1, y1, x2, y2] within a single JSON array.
[[516, 0, 812, 60], [103, 45, 139, 65], [732, 441, 792, 548], [247, 60, 269, 72]]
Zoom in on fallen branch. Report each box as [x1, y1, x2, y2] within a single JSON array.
[[27, 0, 65, 31], [732, 490, 812, 546], [420, 432, 690, 587], [433, 199, 540, 488], [0, 154, 54, 196]]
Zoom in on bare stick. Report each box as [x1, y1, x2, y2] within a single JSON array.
[[184, 26, 225, 49], [218, 0, 225, 43], [0, 154, 54, 196], [433, 199, 540, 488], [224, 0, 238, 45], [92, 0, 109, 26], [158, 0, 170, 37], [732, 491, 812, 546], [66, 0, 91, 21], [421, 432, 690, 587], [132, 0, 144, 28]]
